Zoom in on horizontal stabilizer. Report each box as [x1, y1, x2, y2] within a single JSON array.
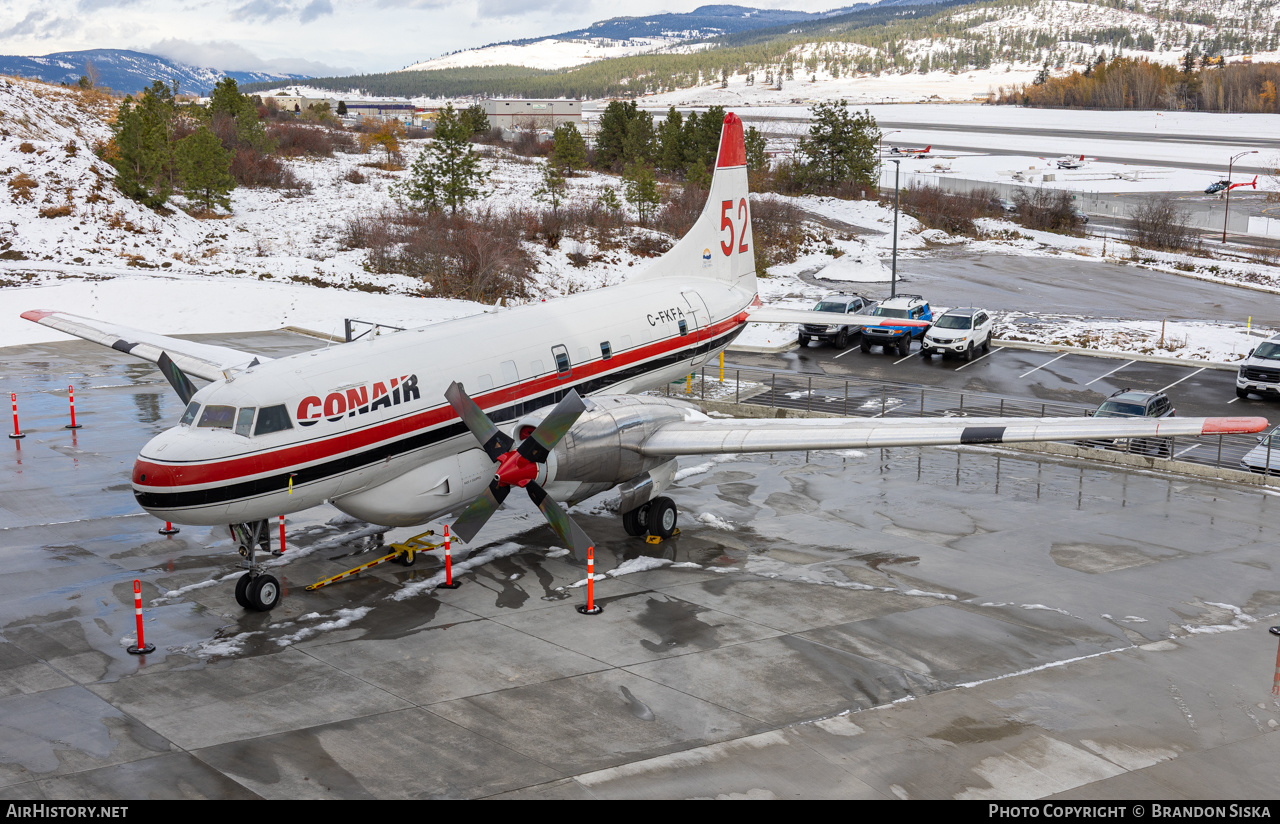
[[21, 310, 269, 382]]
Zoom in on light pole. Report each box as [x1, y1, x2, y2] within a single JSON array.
[[889, 158, 900, 299], [879, 130, 900, 191], [1223, 150, 1258, 243]]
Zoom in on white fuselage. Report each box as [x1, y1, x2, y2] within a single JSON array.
[[132, 276, 755, 526]]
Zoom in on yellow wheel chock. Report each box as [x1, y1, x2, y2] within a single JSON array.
[[644, 528, 680, 545]]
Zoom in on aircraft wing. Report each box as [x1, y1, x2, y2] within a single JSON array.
[[744, 307, 930, 329], [636, 415, 1268, 456], [21, 310, 270, 382]]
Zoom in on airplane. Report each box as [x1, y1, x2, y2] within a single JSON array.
[[890, 145, 930, 156], [22, 113, 1269, 612], [1056, 154, 1087, 169]]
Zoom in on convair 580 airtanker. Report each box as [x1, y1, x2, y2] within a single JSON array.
[[24, 113, 1266, 611]]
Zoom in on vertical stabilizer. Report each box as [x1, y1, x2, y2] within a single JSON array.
[[631, 112, 755, 293]]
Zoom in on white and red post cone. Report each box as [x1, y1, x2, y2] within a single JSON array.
[[65, 385, 82, 430], [577, 546, 603, 615], [439, 523, 461, 589], [127, 579, 155, 655], [9, 393, 25, 440]]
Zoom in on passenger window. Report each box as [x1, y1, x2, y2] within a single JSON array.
[[255, 405, 293, 435], [235, 407, 256, 436], [180, 402, 200, 426], [678, 319, 688, 336], [601, 341, 612, 360], [477, 374, 494, 390], [197, 405, 236, 429], [501, 360, 518, 384]]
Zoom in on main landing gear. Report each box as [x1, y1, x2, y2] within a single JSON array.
[[621, 496, 680, 542], [230, 519, 281, 612]]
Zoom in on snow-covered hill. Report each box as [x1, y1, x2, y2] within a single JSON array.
[[0, 49, 307, 96]]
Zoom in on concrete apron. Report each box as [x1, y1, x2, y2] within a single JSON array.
[[696, 398, 1280, 491]]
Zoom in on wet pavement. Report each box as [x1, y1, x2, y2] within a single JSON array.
[[2, 334, 1279, 799]]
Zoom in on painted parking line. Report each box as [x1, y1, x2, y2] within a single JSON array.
[[1085, 360, 1135, 386], [893, 350, 917, 365], [1173, 443, 1200, 459], [1228, 397, 1240, 404], [833, 346, 861, 360], [1156, 367, 1206, 394], [954, 347, 1005, 371], [1019, 352, 1068, 378]]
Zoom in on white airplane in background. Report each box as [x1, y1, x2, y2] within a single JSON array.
[[23, 114, 1268, 611], [1056, 154, 1088, 169]]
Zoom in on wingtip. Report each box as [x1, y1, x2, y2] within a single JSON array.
[[21, 310, 54, 322], [1201, 416, 1270, 435]]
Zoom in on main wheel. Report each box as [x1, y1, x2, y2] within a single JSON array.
[[247, 574, 281, 611], [798, 333, 810, 347], [234, 573, 253, 609], [834, 329, 848, 349], [648, 497, 678, 540], [860, 338, 871, 353], [1236, 387, 1251, 399], [622, 502, 650, 537]]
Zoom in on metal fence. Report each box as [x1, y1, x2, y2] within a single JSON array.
[[662, 365, 1277, 480]]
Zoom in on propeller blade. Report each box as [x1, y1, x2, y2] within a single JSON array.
[[451, 479, 510, 545], [157, 351, 198, 405], [526, 481, 594, 561], [444, 381, 513, 461], [517, 389, 586, 464]]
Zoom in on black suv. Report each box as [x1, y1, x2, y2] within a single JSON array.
[[1082, 389, 1176, 457], [798, 294, 874, 349]]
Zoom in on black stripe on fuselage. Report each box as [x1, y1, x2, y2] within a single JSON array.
[[135, 324, 744, 511], [959, 426, 1005, 445]]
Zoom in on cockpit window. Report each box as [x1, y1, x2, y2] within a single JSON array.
[[180, 402, 200, 426], [255, 405, 293, 436], [197, 405, 236, 429], [235, 407, 256, 437]]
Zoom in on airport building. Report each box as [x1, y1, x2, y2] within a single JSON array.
[[480, 99, 581, 131]]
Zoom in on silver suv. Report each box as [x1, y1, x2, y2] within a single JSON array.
[[1236, 333, 1280, 400], [798, 293, 874, 350]]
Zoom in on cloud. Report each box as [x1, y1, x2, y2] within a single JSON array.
[[0, 8, 80, 40], [475, 0, 590, 19], [230, 0, 296, 22], [147, 38, 353, 75], [298, 0, 333, 23], [76, 0, 140, 11]]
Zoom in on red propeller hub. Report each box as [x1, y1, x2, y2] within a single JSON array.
[[495, 450, 539, 488]]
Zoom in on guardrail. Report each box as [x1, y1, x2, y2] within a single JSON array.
[[662, 365, 1277, 480]]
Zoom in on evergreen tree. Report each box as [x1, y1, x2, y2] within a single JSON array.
[[744, 126, 768, 172], [336, 100, 347, 116], [395, 104, 487, 214], [657, 106, 684, 173], [209, 77, 270, 153], [550, 122, 586, 173], [595, 100, 653, 169], [622, 161, 660, 224], [460, 103, 490, 135], [110, 80, 178, 209], [176, 126, 235, 212], [797, 100, 879, 190], [534, 161, 566, 213]]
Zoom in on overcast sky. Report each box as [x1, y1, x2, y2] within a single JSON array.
[[0, 0, 825, 76]]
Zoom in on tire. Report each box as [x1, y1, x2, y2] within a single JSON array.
[[1236, 387, 1251, 400], [834, 329, 848, 349], [982, 333, 991, 353], [920, 348, 932, 359], [622, 503, 650, 537], [897, 337, 910, 357], [234, 573, 253, 609], [648, 497, 678, 539], [962, 342, 973, 362], [860, 338, 871, 353], [394, 550, 416, 566], [247, 574, 281, 611], [798, 333, 809, 347]]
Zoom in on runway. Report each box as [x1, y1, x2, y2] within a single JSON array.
[[1, 334, 1278, 799]]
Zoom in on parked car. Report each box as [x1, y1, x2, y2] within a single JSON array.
[[921, 307, 994, 361], [1240, 425, 1280, 475], [1235, 332, 1280, 400], [1073, 208, 1090, 224], [1081, 389, 1176, 456], [798, 293, 875, 349], [860, 295, 932, 356]]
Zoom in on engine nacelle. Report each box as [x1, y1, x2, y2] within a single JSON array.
[[514, 395, 692, 489]]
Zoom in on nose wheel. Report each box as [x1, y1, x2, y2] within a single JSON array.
[[230, 519, 282, 611], [621, 496, 679, 542]]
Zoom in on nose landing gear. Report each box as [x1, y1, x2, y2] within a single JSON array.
[[230, 519, 282, 612]]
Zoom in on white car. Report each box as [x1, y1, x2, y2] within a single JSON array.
[[921, 308, 994, 361], [1241, 425, 1280, 475]]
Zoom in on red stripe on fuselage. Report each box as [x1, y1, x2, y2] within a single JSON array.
[[135, 311, 751, 490]]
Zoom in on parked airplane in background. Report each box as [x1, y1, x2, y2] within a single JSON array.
[[22, 114, 1269, 612], [1056, 154, 1087, 169], [890, 145, 931, 156]]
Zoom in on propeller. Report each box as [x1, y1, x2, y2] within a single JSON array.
[[157, 352, 198, 404], [444, 381, 595, 560]]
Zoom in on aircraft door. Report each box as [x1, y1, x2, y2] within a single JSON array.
[[682, 290, 712, 367]]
